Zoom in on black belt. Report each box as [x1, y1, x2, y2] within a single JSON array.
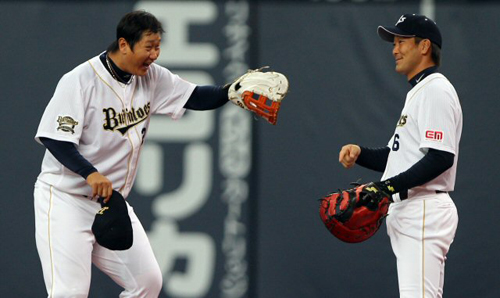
[[400, 190, 448, 200]]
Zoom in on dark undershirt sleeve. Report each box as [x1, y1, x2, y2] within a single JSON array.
[[385, 148, 455, 193], [355, 146, 390, 172], [184, 85, 229, 110], [356, 146, 455, 194], [39, 137, 98, 179]]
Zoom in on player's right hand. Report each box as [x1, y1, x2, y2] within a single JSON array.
[[86, 172, 113, 203], [339, 144, 361, 169]]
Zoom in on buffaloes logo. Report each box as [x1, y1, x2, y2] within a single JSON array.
[[57, 116, 79, 134]]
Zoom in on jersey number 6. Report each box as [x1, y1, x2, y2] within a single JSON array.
[[392, 134, 400, 151]]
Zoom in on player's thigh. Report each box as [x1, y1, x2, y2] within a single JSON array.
[[425, 195, 458, 246], [387, 196, 458, 297], [34, 182, 98, 297], [92, 203, 162, 294], [422, 196, 458, 284], [386, 196, 457, 251]]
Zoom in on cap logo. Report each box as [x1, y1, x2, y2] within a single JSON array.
[[395, 15, 406, 26], [97, 206, 109, 215]]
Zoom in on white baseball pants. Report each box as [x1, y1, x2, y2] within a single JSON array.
[[34, 181, 162, 298], [386, 193, 458, 298]]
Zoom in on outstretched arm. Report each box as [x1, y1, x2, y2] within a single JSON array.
[[183, 85, 229, 111]]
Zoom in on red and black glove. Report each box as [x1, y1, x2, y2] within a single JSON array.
[[319, 182, 392, 243]]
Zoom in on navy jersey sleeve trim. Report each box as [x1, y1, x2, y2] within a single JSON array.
[[184, 85, 229, 110], [39, 137, 98, 179], [356, 146, 390, 172], [385, 148, 454, 193]]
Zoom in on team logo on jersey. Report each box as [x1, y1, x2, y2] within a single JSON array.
[[102, 103, 151, 135], [57, 116, 79, 134], [425, 130, 444, 142], [397, 115, 407, 127]]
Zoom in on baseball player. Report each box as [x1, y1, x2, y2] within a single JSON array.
[[338, 14, 462, 297], [33, 11, 273, 298]]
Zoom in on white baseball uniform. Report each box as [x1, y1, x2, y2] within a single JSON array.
[[34, 53, 196, 297], [382, 73, 462, 297]]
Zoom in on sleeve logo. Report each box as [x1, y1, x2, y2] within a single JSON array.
[[425, 130, 444, 142], [57, 116, 79, 134]]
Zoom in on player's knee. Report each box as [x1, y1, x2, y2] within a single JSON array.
[[143, 266, 163, 294], [126, 266, 163, 297]]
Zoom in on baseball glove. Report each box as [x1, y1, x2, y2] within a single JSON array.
[[319, 182, 392, 243], [227, 67, 289, 125]]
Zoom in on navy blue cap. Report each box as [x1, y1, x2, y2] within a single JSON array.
[[92, 190, 133, 250], [378, 14, 442, 48]]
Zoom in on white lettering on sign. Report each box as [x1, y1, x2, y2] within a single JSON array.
[[134, 1, 219, 297], [219, 1, 251, 297]]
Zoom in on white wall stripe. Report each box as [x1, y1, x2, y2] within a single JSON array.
[[421, 0, 436, 20]]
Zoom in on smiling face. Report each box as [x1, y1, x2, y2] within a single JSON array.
[[392, 36, 422, 79], [117, 31, 161, 76], [392, 36, 434, 80]]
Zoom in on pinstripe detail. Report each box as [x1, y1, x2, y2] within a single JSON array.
[[88, 59, 136, 194], [48, 186, 55, 298], [88, 59, 126, 106], [123, 84, 139, 193], [421, 200, 426, 298]]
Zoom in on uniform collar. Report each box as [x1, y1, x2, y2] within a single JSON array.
[[409, 66, 438, 87], [99, 52, 133, 84]]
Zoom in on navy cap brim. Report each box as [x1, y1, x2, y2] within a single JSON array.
[[377, 26, 415, 43]]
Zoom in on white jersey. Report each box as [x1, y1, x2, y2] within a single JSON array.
[[35, 53, 196, 198], [381, 73, 462, 200]]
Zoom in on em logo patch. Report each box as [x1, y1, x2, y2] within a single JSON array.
[[57, 116, 79, 134], [425, 130, 443, 142]]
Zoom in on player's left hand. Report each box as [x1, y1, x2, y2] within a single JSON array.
[[319, 182, 392, 243], [86, 172, 113, 203], [360, 181, 394, 205], [227, 67, 289, 125]]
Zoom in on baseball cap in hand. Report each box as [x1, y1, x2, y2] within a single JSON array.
[[92, 190, 133, 250], [377, 14, 442, 48]]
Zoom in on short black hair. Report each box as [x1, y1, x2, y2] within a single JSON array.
[[107, 10, 164, 53], [415, 37, 441, 67]]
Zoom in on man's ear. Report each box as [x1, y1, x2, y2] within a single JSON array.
[[420, 39, 432, 55], [118, 38, 130, 54]]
